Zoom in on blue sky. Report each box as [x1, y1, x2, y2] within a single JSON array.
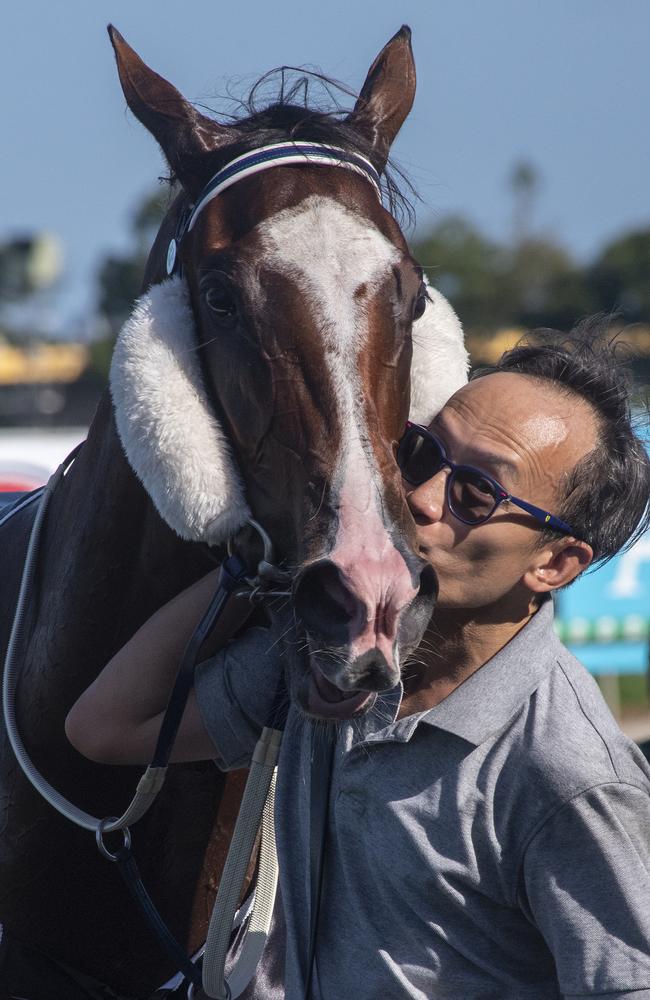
[[2, 0, 649, 333]]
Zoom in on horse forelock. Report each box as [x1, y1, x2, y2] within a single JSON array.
[[155, 69, 416, 228]]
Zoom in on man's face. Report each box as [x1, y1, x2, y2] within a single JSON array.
[[406, 372, 598, 612]]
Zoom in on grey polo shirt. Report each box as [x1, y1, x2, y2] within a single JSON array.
[[195, 598, 650, 999]]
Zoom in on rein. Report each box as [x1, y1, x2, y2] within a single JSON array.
[[2, 447, 289, 997]]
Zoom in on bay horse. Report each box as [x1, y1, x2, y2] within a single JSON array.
[[0, 25, 467, 997]]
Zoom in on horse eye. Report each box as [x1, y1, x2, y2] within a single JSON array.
[[412, 284, 428, 322], [204, 284, 238, 323]]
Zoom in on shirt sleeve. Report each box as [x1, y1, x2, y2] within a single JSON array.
[[194, 624, 285, 771], [564, 994, 650, 1000], [564, 994, 650, 999], [521, 782, 650, 997]]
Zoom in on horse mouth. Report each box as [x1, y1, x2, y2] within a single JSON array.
[[304, 663, 377, 721]]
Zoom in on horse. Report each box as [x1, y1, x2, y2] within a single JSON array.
[[0, 25, 467, 997]]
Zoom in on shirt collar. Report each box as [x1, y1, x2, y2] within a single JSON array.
[[413, 597, 561, 747]]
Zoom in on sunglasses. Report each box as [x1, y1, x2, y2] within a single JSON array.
[[397, 421, 577, 536]]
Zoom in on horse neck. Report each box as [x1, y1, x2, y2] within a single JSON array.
[[30, 196, 212, 688], [62, 194, 205, 612], [32, 387, 213, 709]]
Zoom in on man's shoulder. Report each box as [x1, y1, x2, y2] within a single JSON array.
[[475, 640, 650, 883], [502, 639, 650, 799]]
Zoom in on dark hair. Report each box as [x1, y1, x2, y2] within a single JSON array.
[[192, 67, 416, 228], [472, 316, 650, 566]]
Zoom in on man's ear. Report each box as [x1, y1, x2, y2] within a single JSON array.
[[524, 539, 593, 595]]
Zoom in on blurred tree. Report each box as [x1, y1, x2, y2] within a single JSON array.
[[509, 160, 539, 245], [0, 234, 64, 343], [502, 161, 594, 329], [131, 190, 172, 250], [96, 188, 168, 332], [413, 216, 594, 334], [587, 228, 650, 322], [413, 215, 509, 332], [500, 237, 595, 331], [96, 256, 146, 332], [92, 188, 169, 377], [0, 234, 63, 302]]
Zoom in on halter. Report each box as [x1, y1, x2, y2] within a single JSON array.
[[166, 140, 382, 275]]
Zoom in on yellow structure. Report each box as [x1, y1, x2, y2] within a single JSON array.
[[0, 342, 89, 385], [467, 324, 650, 366]]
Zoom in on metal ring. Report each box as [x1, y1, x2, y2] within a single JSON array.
[[228, 517, 275, 563], [245, 518, 274, 565], [95, 817, 132, 862]]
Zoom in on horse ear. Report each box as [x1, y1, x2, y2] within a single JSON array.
[[349, 26, 416, 169], [108, 25, 235, 192]]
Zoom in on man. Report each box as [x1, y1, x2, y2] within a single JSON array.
[[67, 323, 650, 998]]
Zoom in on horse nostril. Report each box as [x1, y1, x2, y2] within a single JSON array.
[[293, 560, 363, 644], [352, 649, 397, 692], [418, 563, 438, 601]]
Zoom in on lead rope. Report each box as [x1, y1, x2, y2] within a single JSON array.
[[3, 445, 172, 835], [304, 726, 336, 1000], [199, 663, 288, 1000], [3, 448, 290, 996], [199, 730, 281, 999]]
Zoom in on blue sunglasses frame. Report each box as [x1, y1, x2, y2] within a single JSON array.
[[398, 421, 577, 536]]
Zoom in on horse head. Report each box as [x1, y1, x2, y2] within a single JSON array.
[[107, 27, 468, 721]]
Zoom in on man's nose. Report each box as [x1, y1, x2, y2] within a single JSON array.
[[405, 470, 448, 524]]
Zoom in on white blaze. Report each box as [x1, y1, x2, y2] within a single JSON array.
[[257, 196, 417, 662]]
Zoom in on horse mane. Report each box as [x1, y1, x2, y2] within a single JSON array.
[[171, 68, 417, 228]]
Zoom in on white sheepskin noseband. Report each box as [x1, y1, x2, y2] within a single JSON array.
[[409, 279, 469, 425], [110, 278, 251, 546], [110, 276, 467, 546]]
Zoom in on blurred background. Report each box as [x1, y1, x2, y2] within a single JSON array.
[[1, 1, 648, 734]]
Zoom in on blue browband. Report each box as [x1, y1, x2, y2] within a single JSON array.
[[166, 141, 382, 275]]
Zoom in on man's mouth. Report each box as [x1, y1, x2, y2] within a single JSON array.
[[305, 663, 376, 721]]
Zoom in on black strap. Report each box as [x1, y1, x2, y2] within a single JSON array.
[[152, 553, 249, 767], [104, 554, 290, 992], [265, 673, 290, 731], [107, 555, 250, 987], [304, 725, 336, 999], [113, 845, 202, 989]]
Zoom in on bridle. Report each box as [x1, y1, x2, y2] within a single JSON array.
[[3, 140, 386, 999], [164, 139, 382, 277]]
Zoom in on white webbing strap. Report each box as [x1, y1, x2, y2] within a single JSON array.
[[201, 727, 282, 999]]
